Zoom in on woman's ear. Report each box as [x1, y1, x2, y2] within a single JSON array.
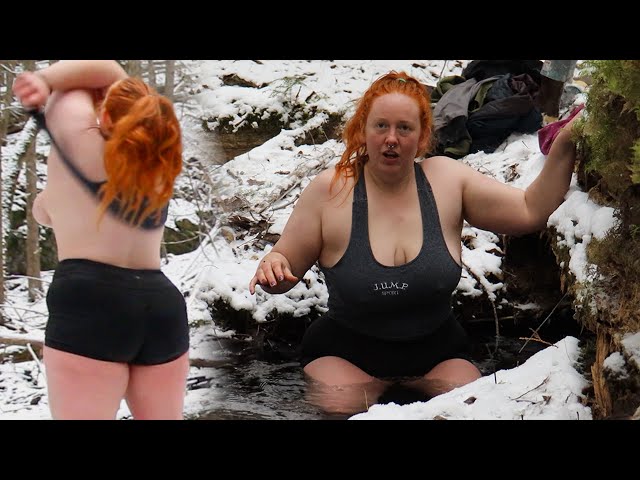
[[100, 109, 112, 129], [98, 108, 113, 138]]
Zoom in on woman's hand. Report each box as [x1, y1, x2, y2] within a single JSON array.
[[249, 251, 299, 294], [12, 72, 51, 110], [547, 108, 583, 158]]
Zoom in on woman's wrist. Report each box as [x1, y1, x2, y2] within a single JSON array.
[[34, 71, 52, 95]]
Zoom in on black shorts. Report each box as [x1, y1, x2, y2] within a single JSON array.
[[300, 314, 472, 379], [45, 258, 189, 365]]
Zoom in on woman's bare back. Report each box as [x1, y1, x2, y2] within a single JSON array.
[[39, 90, 165, 269]]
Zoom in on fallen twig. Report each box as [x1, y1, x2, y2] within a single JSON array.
[[0, 334, 44, 349], [518, 292, 568, 354], [510, 376, 549, 401], [518, 330, 557, 348], [461, 258, 501, 351], [27, 343, 44, 380]]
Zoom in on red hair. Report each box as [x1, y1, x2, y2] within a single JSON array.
[[98, 77, 182, 226], [331, 71, 433, 193]]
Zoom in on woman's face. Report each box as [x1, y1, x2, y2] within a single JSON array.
[[364, 93, 421, 170]]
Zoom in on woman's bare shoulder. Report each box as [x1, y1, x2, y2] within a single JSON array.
[[420, 156, 475, 194], [45, 90, 98, 131], [305, 167, 336, 194], [421, 155, 460, 168], [421, 155, 474, 176], [307, 167, 354, 201], [45, 90, 104, 168]]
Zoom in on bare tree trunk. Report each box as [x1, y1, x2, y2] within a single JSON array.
[[0, 63, 12, 322], [164, 60, 175, 101], [7, 154, 25, 208], [126, 60, 143, 78], [146, 60, 157, 89], [17, 60, 41, 301], [25, 130, 42, 302], [0, 60, 20, 321]]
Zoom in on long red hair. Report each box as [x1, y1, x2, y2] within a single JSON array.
[[331, 71, 433, 193], [98, 77, 182, 226]]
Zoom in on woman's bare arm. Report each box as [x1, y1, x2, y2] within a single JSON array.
[[461, 116, 580, 235], [249, 170, 330, 294], [12, 60, 128, 110]]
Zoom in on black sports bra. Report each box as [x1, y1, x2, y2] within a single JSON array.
[[32, 111, 168, 229]]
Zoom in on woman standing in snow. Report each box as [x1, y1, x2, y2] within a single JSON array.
[[13, 60, 189, 419], [249, 71, 580, 415]]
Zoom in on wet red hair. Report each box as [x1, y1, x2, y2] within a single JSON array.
[[97, 77, 182, 226], [331, 71, 433, 193]]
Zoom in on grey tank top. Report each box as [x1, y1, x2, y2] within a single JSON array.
[[320, 162, 462, 341]]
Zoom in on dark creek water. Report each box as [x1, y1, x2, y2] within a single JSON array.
[[192, 313, 591, 420]]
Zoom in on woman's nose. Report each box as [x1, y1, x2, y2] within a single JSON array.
[[386, 130, 398, 148]]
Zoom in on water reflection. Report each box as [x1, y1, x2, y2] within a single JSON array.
[[192, 359, 326, 420]]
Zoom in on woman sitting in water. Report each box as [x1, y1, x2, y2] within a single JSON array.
[[249, 71, 581, 415]]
